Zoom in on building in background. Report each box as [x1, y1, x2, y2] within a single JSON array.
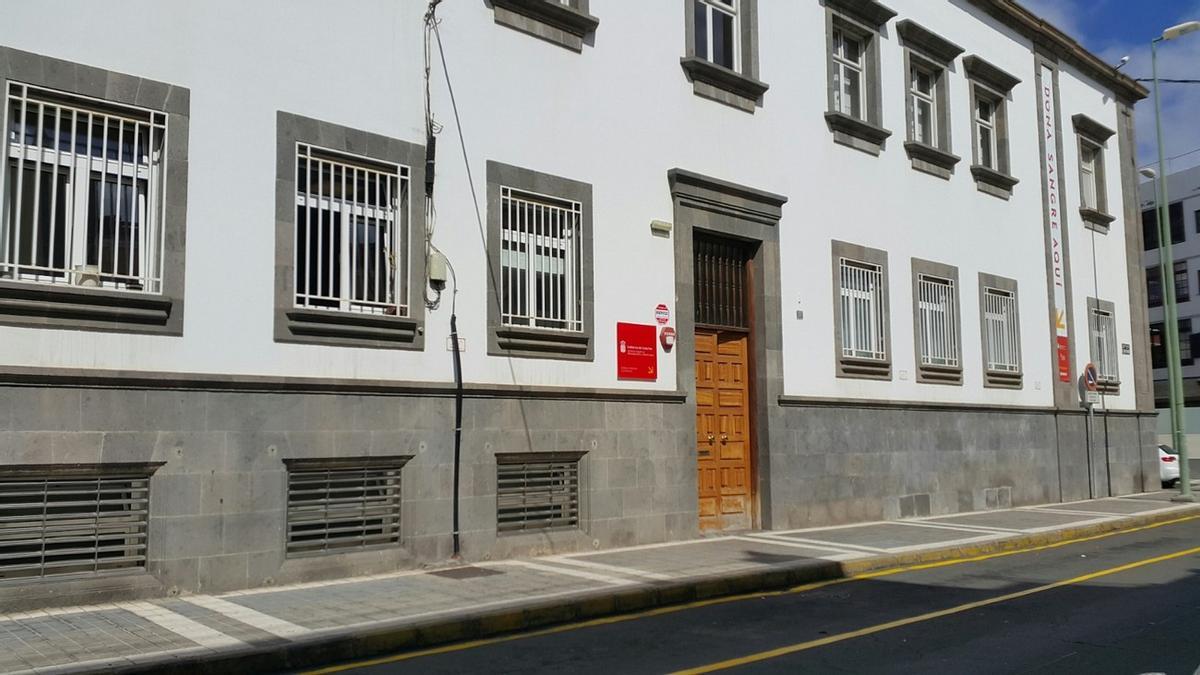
[[1140, 165, 1200, 445], [0, 0, 1153, 609]]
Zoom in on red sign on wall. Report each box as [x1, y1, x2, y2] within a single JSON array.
[[617, 322, 657, 381], [1057, 336, 1070, 382]]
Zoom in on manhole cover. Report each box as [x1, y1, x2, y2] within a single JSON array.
[[427, 566, 505, 580]]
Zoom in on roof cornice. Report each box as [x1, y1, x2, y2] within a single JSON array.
[[965, 0, 1148, 103]]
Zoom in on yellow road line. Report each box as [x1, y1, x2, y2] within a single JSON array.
[[304, 513, 1200, 674], [674, 543, 1200, 674]]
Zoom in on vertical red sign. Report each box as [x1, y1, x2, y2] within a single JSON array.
[[1057, 336, 1071, 382], [617, 322, 657, 381]]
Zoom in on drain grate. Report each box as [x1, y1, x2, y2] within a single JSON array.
[[427, 566, 505, 580]]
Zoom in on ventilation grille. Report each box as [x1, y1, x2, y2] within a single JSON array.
[[286, 460, 407, 558], [496, 453, 583, 533], [0, 471, 151, 582]]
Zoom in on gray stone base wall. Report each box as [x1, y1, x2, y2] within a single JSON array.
[[767, 403, 1159, 529], [0, 385, 695, 608]]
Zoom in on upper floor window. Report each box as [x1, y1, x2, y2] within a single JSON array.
[[1143, 202, 1185, 250], [964, 55, 1020, 199], [1072, 114, 1115, 230], [681, 0, 766, 113], [831, 27, 865, 119], [1175, 260, 1190, 302], [979, 273, 1021, 388], [895, 20, 963, 179], [3, 83, 166, 294], [500, 186, 583, 332], [695, 0, 738, 70], [294, 144, 407, 318], [823, 0, 894, 155], [1148, 266, 1163, 307]]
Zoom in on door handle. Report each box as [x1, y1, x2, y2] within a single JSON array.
[[720, 433, 729, 442], [706, 433, 715, 442]]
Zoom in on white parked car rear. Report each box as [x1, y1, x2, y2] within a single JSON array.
[[1160, 444, 1181, 487]]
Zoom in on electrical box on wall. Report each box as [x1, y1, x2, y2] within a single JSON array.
[[428, 250, 448, 291], [650, 220, 672, 237]]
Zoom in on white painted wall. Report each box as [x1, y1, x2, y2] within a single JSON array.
[[0, 0, 1141, 408]]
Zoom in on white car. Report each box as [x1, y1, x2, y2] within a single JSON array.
[[1160, 444, 1181, 487]]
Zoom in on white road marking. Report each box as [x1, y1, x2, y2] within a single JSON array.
[[184, 595, 309, 639], [890, 520, 1012, 535], [498, 559, 635, 586], [120, 602, 244, 649], [546, 555, 675, 581], [1022, 507, 1127, 517], [912, 520, 1025, 534]]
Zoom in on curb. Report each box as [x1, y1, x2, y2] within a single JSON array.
[[117, 505, 1200, 674]]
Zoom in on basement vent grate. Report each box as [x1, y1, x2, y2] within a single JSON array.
[[0, 468, 155, 582], [285, 457, 411, 558], [496, 452, 584, 533]]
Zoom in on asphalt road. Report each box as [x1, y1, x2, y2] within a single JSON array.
[[316, 517, 1200, 675]]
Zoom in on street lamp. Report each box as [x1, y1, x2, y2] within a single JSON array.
[[1152, 21, 1200, 500]]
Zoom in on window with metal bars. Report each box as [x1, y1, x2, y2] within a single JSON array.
[[1089, 300, 1120, 391], [916, 274, 958, 368], [496, 453, 583, 533], [694, 234, 750, 329], [284, 457, 409, 558], [2, 82, 166, 292], [839, 258, 886, 360], [982, 286, 1021, 386], [0, 466, 155, 582], [294, 144, 407, 317], [500, 187, 583, 332]]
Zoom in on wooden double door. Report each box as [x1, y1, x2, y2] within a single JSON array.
[[693, 233, 756, 532]]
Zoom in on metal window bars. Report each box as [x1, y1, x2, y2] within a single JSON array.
[[983, 287, 1020, 372], [1091, 308, 1119, 381], [0, 473, 150, 582], [839, 258, 887, 361], [294, 144, 407, 317], [917, 274, 958, 367], [1, 82, 166, 292], [500, 186, 583, 332], [496, 456, 580, 533], [286, 465, 403, 557]]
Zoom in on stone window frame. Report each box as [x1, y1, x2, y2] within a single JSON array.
[[681, 0, 769, 113], [0, 47, 189, 336], [486, 160, 594, 361], [823, 0, 896, 156], [1087, 296, 1120, 394], [491, 0, 599, 52], [274, 111, 426, 351], [831, 240, 892, 380], [911, 258, 962, 385], [963, 55, 1020, 200], [1071, 113, 1116, 232], [896, 20, 964, 179], [978, 272, 1022, 389]]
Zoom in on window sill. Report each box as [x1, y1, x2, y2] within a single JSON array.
[[1080, 207, 1116, 232], [490, 325, 593, 361], [278, 307, 423, 351], [492, 0, 599, 52], [837, 356, 891, 380], [825, 112, 892, 156], [971, 165, 1019, 200], [679, 57, 769, 113], [904, 141, 960, 179], [0, 280, 178, 335], [917, 363, 963, 385], [984, 370, 1023, 389]]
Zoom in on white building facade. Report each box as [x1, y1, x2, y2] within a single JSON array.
[[0, 0, 1154, 606]]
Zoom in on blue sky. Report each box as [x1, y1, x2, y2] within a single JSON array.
[[1018, 0, 1200, 172]]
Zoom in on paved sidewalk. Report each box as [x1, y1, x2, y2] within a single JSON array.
[[3, 491, 1198, 674]]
